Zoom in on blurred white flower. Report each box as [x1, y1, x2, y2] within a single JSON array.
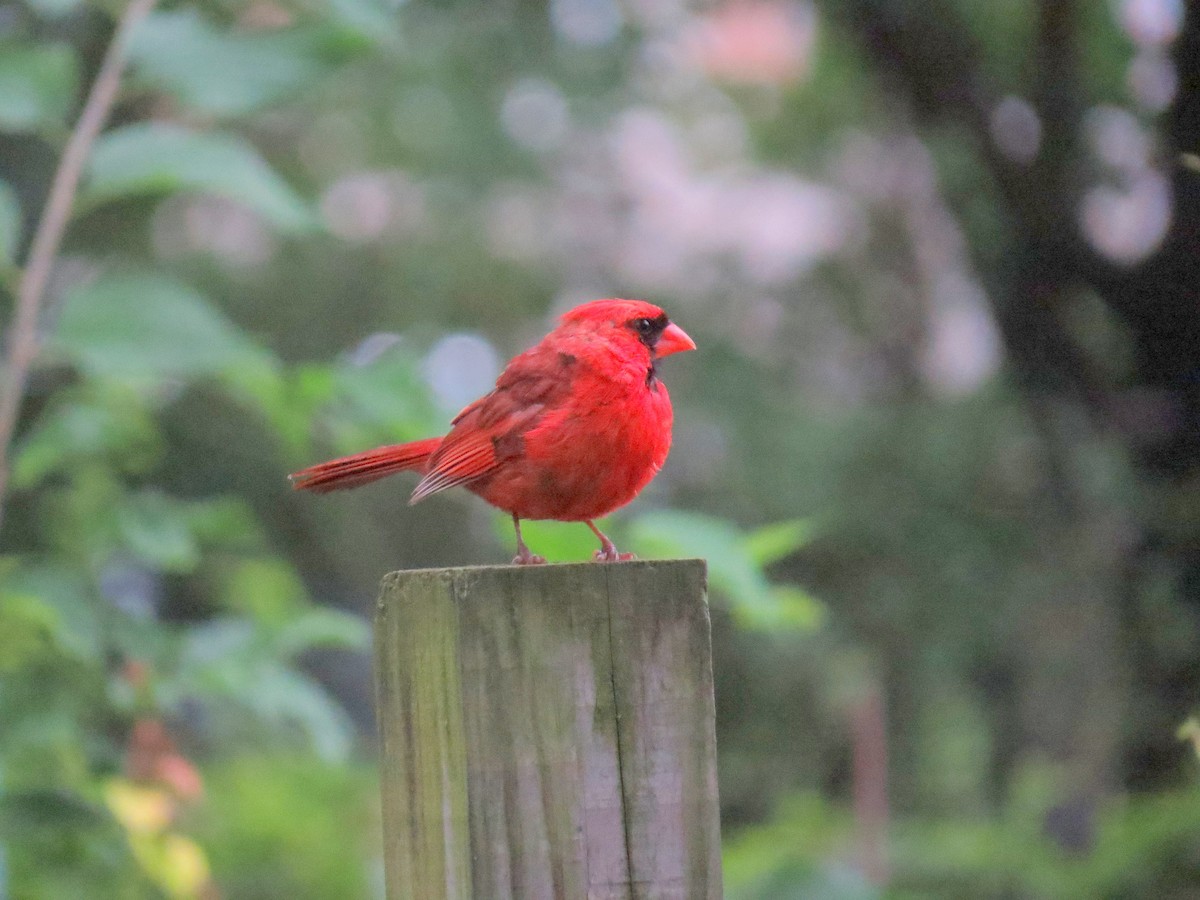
[[635, 36, 709, 104], [606, 108, 856, 287], [722, 175, 856, 284], [1128, 50, 1176, 111], [551, 0, 622, 47], [320, 171, 427, 243], [690, 110, 750, 165], [921, 273, 1002, 396], [1118, 0, 1183, 47], [1079, 103, 1171, 264], [1082, 170, 1172, 264], [152, 195, 276, 269], [1085, 105, 1151, 174], [990, 96, 1042, 165], [501, 79, 570, 153], [321, 175, 391, 242]]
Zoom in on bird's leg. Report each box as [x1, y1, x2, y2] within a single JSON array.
[[587, 520, 635, 562], [511, 514, 546, 565]]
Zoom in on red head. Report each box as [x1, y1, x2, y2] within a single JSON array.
[[559, 298, 696, 358]]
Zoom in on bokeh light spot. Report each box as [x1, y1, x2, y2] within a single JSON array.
[[423, 333, 501, 412]]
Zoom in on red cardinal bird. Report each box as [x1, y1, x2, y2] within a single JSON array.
[[289, 299, 696, 563]]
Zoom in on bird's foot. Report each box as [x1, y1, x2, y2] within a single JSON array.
[[588, 522, 635, 562], [511, 515, 546, 564], [593, 546, 636, 562], [512, 550, 547, 565]]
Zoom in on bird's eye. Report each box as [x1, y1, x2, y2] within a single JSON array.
[[628, 314, 667, 344]]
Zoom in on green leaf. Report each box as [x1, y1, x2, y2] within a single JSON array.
[[52, 271, 272, 381], [177, 618, 257, 672], [629, 510, 824, 631], [184, 496, 264, 549], [273, 607, 369, 657], [218, 557, 366, 651], [769, 585, 825, 630], [116, 491, 200, 573], [129, 10, 367, 118], [329, 347, 442, 449], [0, 179, 22, 263], [173, 619, 356, 761], [1179, 716, 1200, 760], [742, 518, 813, 567], [0, 43, 77, 132], [83, 123, 319, 232], [723, 793, 875, 900], [234, 361, 339, 461], [12, 388, 160, 488], [221, 557, 307, 624], [243, 665, 357, 761], [0, 593, 62, 671], [1, 565, 101, 663], [324, 0, 402, 42], [0, 790, 111, 837]]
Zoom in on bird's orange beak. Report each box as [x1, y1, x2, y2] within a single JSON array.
[[655, 322, 696, 358]]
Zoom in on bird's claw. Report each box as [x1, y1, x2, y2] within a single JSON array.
[[593, 548, 636, 562], [512, 551, 547, 565]]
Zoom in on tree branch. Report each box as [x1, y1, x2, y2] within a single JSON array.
[[0, 0, 157, 533]]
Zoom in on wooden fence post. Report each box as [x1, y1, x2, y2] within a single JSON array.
[[374, 559, 722, 900]]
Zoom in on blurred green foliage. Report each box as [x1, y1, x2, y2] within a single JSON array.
[[1, 0, 1198, 896], [191, 755, 379, 899], [0, 4, 401, 894], [0, 43, 77, 133], [725, 782, 1200, 900]]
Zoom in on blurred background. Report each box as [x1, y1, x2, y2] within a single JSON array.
[[2, 0, 1199, 896]]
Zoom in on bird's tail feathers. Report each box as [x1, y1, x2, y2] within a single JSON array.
[[289, 437, 442, 493]]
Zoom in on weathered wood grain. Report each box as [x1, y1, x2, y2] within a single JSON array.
[[375, 569, 472, 899], [375, 559, 721, 900], [606, 561, 721, 899]]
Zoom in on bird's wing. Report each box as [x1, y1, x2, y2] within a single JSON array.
[[408, 429, 499, 503], [409, 345, 577, 504]]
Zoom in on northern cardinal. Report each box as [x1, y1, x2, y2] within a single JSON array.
[[289, 299, 696, 563]]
